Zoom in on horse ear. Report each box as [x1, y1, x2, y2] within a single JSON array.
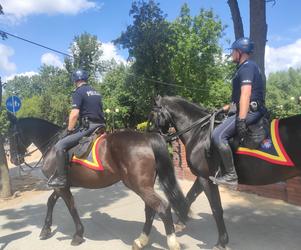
[[154, 95, 162, 105], [6, 111, 17, 124]]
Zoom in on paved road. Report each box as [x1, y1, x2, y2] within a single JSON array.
[[1, 167, 301, 250]]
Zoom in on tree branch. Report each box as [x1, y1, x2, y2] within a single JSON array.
[[227, 0, 244, 39], [266, 0, 276, 6]]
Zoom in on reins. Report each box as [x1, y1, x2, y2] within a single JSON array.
[[165, 113, 212, 142], [18, 130, 61, 171], [155, 106, 224, 143]]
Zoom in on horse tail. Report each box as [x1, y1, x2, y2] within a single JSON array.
[[150, 133, 188, 224]]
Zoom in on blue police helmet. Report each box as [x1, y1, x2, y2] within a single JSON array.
[[72, 69, 88, 82], [231, 37, 254, 54]]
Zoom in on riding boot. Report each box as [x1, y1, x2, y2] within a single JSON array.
[[48, 150, 68, 188], [210, 143, 238, 186]]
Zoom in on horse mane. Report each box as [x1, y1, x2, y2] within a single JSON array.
[[18, 117, 61, 129], [163, 96, 210, 115]]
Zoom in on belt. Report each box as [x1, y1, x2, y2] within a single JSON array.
[[235, 100, 265, 112], [82, 117, 102, 123]]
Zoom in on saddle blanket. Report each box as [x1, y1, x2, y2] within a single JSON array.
[[71, 134, 106, 171], [236, 119, 294, 167]]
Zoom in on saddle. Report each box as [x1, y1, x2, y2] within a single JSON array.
[[231, 114, 270, 151], [205, 112, 270, 158], [69, 127, 105, 160]]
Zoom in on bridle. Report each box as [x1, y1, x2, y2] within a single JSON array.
[[150, 105, 223, 142], [10, 123, 28, 165], [10, 122, 61, 170]]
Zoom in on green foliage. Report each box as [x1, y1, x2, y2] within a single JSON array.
[[64, 32, 106, 82], [136, 121, 148, 131], [114, 1, 232, 121], [114, 0, 175, 96], [266, 68, 301, 118], [0, 108, 9, 136], [17, 95, 43, 118], [4, 74, 41, 98], [170, 4, 230, 105], [5, 65, 71, 125], [96, 64, 136, 128]]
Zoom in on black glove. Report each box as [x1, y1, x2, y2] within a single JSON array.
[[236, 118, 248, 140], [67, 129, 74, 135], [228, 103, 237, 116]]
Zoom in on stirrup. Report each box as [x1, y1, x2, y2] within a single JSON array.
[[210, 175, 238, 190]]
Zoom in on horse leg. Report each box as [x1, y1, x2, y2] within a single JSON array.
[[186, 178, 204, 208], [39, 191, 59, 240], [58, 188, 85, 246], [199, 177, 229, 250], [176, 178, 204, 230], [137, 188, 180, 250], [132, 204, 155, 250]]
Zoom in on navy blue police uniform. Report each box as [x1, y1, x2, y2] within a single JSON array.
[[48, 83, 105, 187], [48, 67, 106, 188], [209, 37, 266, 186], [212, 59, 265, 149], [55, 83, 105, 153], [72, 84, 105, 124]]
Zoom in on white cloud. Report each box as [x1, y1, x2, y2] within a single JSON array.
[[41, 53, 64, 68], [101, 42, 126, 64], [0, 0, 99, 23], [0, 44, 16, 74], [4, 71, 38, 82], [265, 39, 301, 76]]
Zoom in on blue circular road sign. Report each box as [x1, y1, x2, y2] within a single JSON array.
[[6, 95, 22, 113]]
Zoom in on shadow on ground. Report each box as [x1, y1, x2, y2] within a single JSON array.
[[0, 231, 31, 250], [0, 182, 168, 248], [177, 192, 301, 250]]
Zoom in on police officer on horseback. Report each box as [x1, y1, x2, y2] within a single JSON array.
[[48, 69, 105, 188], [210, 37, 266, 186]]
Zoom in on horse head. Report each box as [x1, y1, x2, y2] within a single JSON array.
[[7, 113, 28, 165], [149, 95, 174, 134]]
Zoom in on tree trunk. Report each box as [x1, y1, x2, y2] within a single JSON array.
[[0, 77, 12, 198], [227, 0, 244, 39], [0, 137, 11, 198], [250, 0, 267, 83]]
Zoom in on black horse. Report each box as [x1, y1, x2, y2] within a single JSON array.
[[7, 114, 188, 250], [150, 95, 301, 250]]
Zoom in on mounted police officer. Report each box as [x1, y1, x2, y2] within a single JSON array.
[[48, 69, 105, 188], [210, 37, 266, 186]]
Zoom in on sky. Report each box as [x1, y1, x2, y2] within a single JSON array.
[[1, 0, 301, 82]]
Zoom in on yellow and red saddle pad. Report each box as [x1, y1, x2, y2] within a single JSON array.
[[71, 134, 106, 171], [236, 119, 294, 167]]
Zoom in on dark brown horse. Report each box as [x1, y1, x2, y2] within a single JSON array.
[[150, 95, 301, 250], [7, 115, 189, 250]]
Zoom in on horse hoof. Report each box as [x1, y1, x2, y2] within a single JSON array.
[[71, 235, 85, 246], [39, 228, 51, 240], [132, 233, 149, 250], [169, 243, 180, 250], [212, 245, 227, 250], [175, 222, 186, 232], [132, 241, 143, 250], [167, 233, 180, 250]]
